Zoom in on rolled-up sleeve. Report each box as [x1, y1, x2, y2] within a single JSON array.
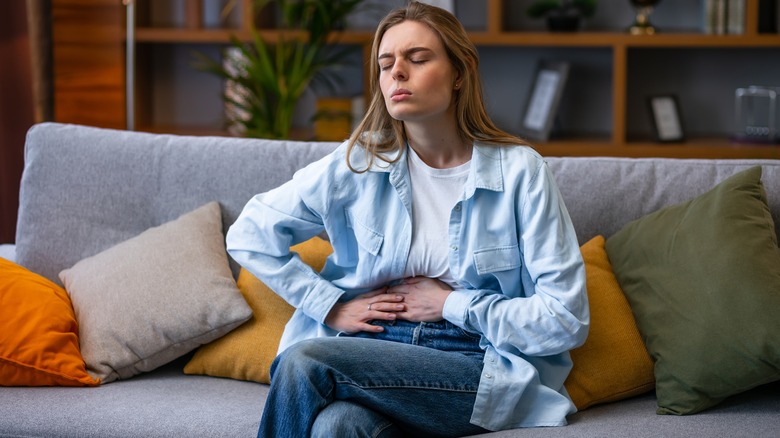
[[226, 169, 345, 324]]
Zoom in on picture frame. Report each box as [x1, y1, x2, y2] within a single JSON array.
[[518, 61, 570, 142], [647, 94, 685, 142]]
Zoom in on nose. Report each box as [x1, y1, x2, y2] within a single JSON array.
[[391, 61, 407, 81]]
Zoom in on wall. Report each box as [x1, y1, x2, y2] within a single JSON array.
[[0, 1, 35, 243]]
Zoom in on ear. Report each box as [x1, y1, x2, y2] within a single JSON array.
[[453, 68, 465, 90]]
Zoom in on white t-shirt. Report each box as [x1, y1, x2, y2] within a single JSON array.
[[403, 146, 470, 288]]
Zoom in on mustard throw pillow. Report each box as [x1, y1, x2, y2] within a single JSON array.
[[184, 236, 333, 383], [564, 235, 655, 410], [0, 257, 99, 386]]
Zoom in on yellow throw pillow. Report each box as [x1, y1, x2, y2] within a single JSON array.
[[564, 235, 655, 410], [184, 236, 333, 383], [0, 257, 99, 386]]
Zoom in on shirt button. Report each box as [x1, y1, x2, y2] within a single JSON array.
[[484, 373, 492, 379], [451, 245, 458, 251], [454, 204, 461, 211]]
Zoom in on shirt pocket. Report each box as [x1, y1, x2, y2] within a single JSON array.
[[345, 209, 384, 256], [473, 245, 522, 276]]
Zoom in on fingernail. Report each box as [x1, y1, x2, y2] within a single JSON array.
[[396, 304, 404, 310]]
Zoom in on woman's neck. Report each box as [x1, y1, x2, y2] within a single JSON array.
[[404, 121, 471, 169]]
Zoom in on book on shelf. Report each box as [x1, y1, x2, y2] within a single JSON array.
[[702, 0, 745, 35], [727, 0, 745, 34]]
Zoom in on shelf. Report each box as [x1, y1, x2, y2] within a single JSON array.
[[53, 0, 780, 160], [535, 136, 780, 159], [135, 28, 374, 44], [136, 28, 780, 48], [618, 33, 780, 47], [136, 28, 238, 43], [472, 32, 780, 47], [134, 124, 780, 160]]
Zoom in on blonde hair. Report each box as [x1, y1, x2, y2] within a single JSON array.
[[347, 1, 528, 172]]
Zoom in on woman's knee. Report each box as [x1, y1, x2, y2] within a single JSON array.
[[311, 401, 402, 438], [270, 338, 342, 381]]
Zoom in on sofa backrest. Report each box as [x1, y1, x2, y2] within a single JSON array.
[[16, 123, 339, 283], [545, 156, 780, 244], [15, 123, 780, 284]]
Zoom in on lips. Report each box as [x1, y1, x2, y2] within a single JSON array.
[[390, 89, 411, 102]]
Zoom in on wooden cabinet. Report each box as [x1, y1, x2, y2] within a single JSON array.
[[52, 0, 125, 129], [56, 0, 780, 158]]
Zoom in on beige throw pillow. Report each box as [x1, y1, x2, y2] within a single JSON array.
[[59, 202, 252, 383]]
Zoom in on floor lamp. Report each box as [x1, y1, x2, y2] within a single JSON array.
[[124, 0, 135, 131]]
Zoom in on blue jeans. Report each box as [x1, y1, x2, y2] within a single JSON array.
[[258, 320, 489, 438]]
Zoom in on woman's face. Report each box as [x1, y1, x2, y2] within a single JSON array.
[[378, 20, 459, 124]]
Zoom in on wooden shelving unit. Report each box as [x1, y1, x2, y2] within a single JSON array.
[[53, 0, 780, 158]]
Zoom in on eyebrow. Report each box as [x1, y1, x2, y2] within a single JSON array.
[[378, 47, 434, 61]]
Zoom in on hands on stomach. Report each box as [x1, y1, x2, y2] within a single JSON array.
[[324, 277, 452, 334]]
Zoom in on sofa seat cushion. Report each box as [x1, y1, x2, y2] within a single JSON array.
[[606, 166, 780, 415], [59, 202, 252, 383]]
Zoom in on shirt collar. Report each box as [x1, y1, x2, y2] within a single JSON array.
[[348, 141, 506, 195], [466, 142, 504, 196]]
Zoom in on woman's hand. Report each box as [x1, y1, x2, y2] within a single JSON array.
[[324, 287, 405, 334], [388, 277, 452, 323]]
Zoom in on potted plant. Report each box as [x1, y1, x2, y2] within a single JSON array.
[[196, 0, 364, 139], [527, 0, 597, 32]]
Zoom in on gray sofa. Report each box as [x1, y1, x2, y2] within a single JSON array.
[[2, 122, 778, 437]]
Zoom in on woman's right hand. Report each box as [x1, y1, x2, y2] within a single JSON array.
[[324, 287, 405, 334]]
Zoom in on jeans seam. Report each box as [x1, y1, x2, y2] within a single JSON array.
[[337, 380, 479, 393], [372, 420, 396, 438]]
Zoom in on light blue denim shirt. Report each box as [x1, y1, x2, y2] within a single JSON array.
[[226, 141, 589, 431]]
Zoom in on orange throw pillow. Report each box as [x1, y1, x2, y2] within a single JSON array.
[[564, 235, 654, 409], [0, 257, 99, 386]]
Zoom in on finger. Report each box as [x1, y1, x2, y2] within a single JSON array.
[[342, 322, 384, 335], [402, 276, 425, 284], [372, 294, 405, 304], [360, 322, 384, 333], [369, 310, 398, 322], [368, 302, 405, 314]]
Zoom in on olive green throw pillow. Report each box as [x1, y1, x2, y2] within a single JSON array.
[[605, 166, 780, 415]]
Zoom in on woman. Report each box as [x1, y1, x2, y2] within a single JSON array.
[[226, 2, 589, 437]]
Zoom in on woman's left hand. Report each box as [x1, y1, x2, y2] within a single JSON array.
[[387, 277, 452, 322]]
